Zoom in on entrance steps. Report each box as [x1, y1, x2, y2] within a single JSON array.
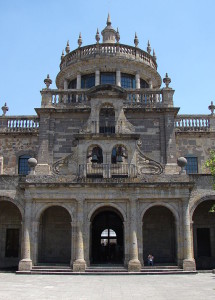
[[141, 265, 197, 275], [16, 264, 197, 275]]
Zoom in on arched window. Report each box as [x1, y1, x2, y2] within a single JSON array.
[[111, 145, 127, 164], [18, 154, 31, 175], [68, 79, 77, 89], [99, 105, 115, 134], [81, 74, 95, 88], [87, 146, 103, 164], [140, 79, 149, 88], [184, 155, 198, 174], [121, 73, 135, 88]]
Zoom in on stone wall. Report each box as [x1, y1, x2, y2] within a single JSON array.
[[176, 132, 215, 173], [0, 134, 38, 175]]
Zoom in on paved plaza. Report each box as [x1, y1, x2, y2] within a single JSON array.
[[0, 273, 214, 300]]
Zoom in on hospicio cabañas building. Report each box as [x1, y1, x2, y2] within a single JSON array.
[[0, 15, 215, 273]]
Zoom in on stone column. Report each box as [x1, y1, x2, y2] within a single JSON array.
[[18, 201, 32, 271], [95, 70, 100, 86], [73, 200, 86, 272], [182, 200, 196, 271], [116, 70, 121, 87], [64, 79, 68, 90], [135, 73, 140, 89], [77, 73, 81, 89], [128, 199, 141, 272]]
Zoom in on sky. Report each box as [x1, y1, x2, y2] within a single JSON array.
[[0, 0, 215, 116]]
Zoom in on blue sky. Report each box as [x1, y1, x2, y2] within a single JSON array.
[[0, 0, 215, 115]]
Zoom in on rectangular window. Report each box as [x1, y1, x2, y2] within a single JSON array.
[[100, 73, 116, 85], [185, 156, 198, 174], [18, 155, 31, 175], [5, 229, 19, 257], [197, 228, 211, 257]]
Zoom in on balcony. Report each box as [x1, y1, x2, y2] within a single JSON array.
[[78, 163, 136, 182], [41, 88, 164, 108]]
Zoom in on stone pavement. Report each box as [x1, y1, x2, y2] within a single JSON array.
[[0, 273, 214, 300]]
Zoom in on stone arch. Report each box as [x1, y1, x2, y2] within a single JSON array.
[[142, 203, 178, 264], [0, 196, 24, 220], [88, 203, 126, 222], [0, 199, 22, 268], [89, 205, 125, 264], [35, 203, 73, 223], [191, 196, 215, 269], [141, 202, 179, 224], [190, 194, 215, 219], [38, 205, 72, 264]]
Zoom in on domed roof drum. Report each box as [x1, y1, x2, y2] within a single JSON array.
[[56, 15, 161, 89]]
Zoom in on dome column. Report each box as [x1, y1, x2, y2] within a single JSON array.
[[116, 70, 121, 87], [135, 73, 140, 89], [95, 70, 100, 86]]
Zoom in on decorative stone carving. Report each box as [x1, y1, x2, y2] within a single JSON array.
[[136, 143, 163, 176], [52, 148, 78, 177]]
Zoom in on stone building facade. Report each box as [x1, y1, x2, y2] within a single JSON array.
[[0, 15, 215, 272]]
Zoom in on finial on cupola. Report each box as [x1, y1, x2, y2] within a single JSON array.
[[107, 13, 111, 26], [61, 50, 65, 60], [134, 33, 139, 47], [116, 27, 120, 43], [147, 40, 151, 54], [95, 28, 100, 44], [78, 33, 82, 47], [153, 49, 156, 61], [65, 41, 70, 54]]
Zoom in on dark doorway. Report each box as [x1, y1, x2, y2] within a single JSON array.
[[143, 206, 176, 264], [5, 229, 19, 257], [197, 228, 211, 257], [91, 210, 124, 264], [193, 200, 215, 269]]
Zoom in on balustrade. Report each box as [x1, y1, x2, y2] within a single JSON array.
[[60, 43, 157, 71], [78, 163, 136, 180], [175, 115, 210, 132], [0, 116, 39, 132]]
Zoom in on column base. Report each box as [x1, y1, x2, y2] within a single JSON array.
[[128, 259, 141, 272], [18, 259, 32, 271], [183, 259, 196, 271], [73, 259, 86, 272]]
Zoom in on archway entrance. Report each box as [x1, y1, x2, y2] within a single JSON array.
[[91, 209, 124, 264], [38, 206, 71, 264], [142, 206, 176, 264], [193, 200, 215, 269], [0, 201, 22, 269]]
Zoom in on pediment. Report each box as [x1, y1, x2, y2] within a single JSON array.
[[87, 84, 127, 100]]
